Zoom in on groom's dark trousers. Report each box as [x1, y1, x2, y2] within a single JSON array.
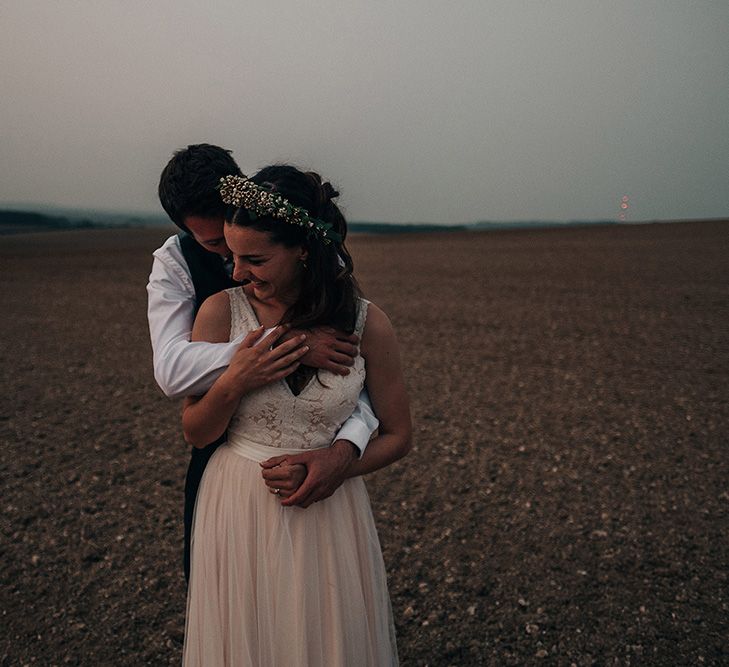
[[178, 233, 239, 583]]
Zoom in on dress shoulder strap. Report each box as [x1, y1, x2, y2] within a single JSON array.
[[354, 298, 370, 339], [226, 287, 259, 341]]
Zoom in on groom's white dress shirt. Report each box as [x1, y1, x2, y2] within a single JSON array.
[[146, 234, 377, 455]]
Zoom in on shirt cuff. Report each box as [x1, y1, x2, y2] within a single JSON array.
[[334, 421, 372, 459]]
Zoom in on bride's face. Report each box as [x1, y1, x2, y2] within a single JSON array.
[[225, 223, 307, 304]]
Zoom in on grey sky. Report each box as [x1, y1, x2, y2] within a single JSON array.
[[1, 1, 728, 223]]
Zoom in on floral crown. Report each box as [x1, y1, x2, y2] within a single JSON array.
[[218, 174, 342, 244]]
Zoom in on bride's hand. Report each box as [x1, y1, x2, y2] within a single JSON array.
[[221, 325, 308, 397], [260, 461, 307, 499]]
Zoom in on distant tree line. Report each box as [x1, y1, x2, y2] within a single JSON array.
[[0, 210, 99, 234]]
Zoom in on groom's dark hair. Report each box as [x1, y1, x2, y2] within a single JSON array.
[[158, 143, 242, 232]]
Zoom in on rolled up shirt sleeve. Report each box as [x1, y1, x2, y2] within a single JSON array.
[[146, 236, 242, 399], [334, 389, 379, 458]]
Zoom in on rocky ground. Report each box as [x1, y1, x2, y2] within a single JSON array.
[[1, 221, 727, 666]]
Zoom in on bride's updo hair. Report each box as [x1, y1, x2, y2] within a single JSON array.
[[225, 164, 361, 333]]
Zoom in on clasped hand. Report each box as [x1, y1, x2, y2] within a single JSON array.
[[221, 325, 308, 397], [260, 440, 358, 508], [286, 326, 359, 376], [223, 325, 359, 397]]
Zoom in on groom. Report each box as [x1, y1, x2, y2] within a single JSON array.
[[147, 143, 378, 581]]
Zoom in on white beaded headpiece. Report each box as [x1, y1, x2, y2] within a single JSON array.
[[218, 175, 341, 244]]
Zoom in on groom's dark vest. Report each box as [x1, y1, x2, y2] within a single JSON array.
[[179, 232, 238, 583], [179, 232, 237, 315]]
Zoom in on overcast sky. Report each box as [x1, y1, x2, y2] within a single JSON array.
[[1, 1, 728, 223]]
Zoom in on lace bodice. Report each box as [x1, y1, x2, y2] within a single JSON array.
[[226, 288, 368, 451]]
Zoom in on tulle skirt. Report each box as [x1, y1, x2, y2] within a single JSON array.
[[182, 444, 398, 666]]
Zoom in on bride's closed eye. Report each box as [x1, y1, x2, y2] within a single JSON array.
[[236, 255, 266, 266]]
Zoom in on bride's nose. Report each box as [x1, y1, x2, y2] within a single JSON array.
[[232, 261, 249, 282]]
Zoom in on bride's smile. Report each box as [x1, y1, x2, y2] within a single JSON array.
[[225, 224, 306, 309]]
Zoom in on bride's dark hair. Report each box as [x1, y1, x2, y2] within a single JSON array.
[[225, 164, 361, 333]]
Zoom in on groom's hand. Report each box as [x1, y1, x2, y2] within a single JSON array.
[[283, 326, 359, 376], [260, 440, 359, 508]]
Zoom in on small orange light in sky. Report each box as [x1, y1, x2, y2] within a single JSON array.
[[618, 195, 630, 221]]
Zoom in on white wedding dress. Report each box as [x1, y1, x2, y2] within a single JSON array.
[[182, 287, 398, 666]]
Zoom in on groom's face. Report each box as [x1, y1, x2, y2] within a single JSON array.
[[184, 215, 230, 258]]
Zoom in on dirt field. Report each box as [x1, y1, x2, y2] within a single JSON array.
[[1, 221, 727, 665]]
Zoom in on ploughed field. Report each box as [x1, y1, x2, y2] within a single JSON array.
[[1, 221, 727, 665]]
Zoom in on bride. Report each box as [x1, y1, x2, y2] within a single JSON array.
[[181, 165, 411, 666]]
